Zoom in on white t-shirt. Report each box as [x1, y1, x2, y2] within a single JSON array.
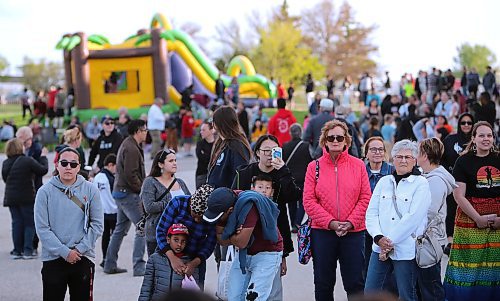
[[147, 104, 166, 131], [169, 189, 185, 199], [93, 173, 118, 214]]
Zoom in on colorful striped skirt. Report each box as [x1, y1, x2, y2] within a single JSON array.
[[444, 196, 500, 301]]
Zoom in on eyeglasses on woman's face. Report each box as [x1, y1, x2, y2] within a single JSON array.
[[393, 155, 415, 162], [369, 147, 385, 154]]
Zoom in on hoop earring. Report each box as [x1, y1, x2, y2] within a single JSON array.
[[472, 143, 477, 154]]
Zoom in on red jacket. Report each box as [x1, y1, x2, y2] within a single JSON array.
[[303, 148, 371, 232], [181, 115, 195, 138], [268, 109, 296, 146]]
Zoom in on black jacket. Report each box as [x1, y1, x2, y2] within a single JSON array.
[[442, 113, 474, 173], [472, 101, 496, 127], [232, 162, 301, 256], [282, 139, 313, 187], [27, 140, 44, 189], [195, 139, 214, 176], [88, 129, 123, 168], [207, 140, 250, 189], [2, 154, 48, 206]]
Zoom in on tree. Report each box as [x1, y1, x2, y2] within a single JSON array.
[[301, 0, 378, 80], [0, 55, 9, 75], [213, 20, 255, 69], [251, 20, 324, 84], [19, 57, 64, 92], [453, 43, 497, 76]]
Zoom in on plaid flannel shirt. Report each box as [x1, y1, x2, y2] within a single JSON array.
[[156, 195, 216, 261]]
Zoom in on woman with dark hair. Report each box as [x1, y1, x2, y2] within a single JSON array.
[[195, 120, 215, 189], [441, 113, 475, 253], [2, 138, 49, 259], [304, 120, 371, 300], [140, 149, 190, 255], [232, 134, 301, 300], [444, 121, 499, 301], [207, 105, 252, 189], [364, 117, 383, 143]]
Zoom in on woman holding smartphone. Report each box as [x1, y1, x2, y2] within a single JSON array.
[[232, 134, 301, 300]]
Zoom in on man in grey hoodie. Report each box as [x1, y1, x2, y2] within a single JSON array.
[[34, 147, 103, 301], [416, 138, 457, 301]]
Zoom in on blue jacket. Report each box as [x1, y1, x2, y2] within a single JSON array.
[[222, 190, 280, 273], [365, 161, 394, 192]]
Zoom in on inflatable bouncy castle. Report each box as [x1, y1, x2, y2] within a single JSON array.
[[56, 13, 276, 111]]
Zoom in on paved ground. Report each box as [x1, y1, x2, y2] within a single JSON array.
[[0, 151, 350, 300], [0, 150, 449, 300]]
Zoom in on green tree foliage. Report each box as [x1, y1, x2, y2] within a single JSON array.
[[453, 43, 497, 76], [19, 57, 64, 92], [251, 20, 324, 84], [301, 0, 377, 80], [0, 55, 9, 75]]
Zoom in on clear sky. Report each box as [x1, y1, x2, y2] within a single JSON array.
[[0, 0, 499, 78]]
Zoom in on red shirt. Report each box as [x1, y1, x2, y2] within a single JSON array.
[[243, 205, 283, 255], [268, 109, 297, 146], [181, 115, 195, 138], [47, 90, 57, 108]]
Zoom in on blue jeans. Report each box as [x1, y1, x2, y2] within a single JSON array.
[[365, 252, 418, 301], [9, 205, 35, 255], [311, 229, 365, 301], [417, 262, 444, 301], [227, 251, 282, 301], [104, 193, 145, 273]]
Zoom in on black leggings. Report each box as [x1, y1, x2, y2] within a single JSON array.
[[102, 213, 117, 261], [446, 194, 457, 237]]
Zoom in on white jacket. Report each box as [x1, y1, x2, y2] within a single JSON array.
[[93, 172, 117, 215], [147, 104, 165, 131], [366, 174, 431, 260]]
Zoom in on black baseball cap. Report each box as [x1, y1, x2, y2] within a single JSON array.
[[202, 187, 237, 224]]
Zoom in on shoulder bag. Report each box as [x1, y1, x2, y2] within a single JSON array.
[[391, 179, 444, 268], [137, 178, 177, 235]]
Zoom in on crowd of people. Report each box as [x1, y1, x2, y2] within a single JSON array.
[[1, 65, 499, 301]]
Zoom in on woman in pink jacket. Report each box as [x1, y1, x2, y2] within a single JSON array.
[[303, 119, 372, 301]]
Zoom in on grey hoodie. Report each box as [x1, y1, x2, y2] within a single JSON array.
[[34, 175, 103, 262], [423, 166, 457, 246]]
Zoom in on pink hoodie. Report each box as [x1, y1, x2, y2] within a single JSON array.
[[303, 148, 371, 231]]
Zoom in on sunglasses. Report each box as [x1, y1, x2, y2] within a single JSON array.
[[460, 121, 473, 126], [104, 121, 114, 125], [159, 148, 176, 161], [326, 135, 345, 143], [59, 160, 79, 169]]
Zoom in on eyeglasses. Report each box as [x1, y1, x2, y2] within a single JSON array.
[[393, 155, 415, 161], [369, 147, 385, 153], [104, 121, 114, 125], [460, 121, 473, 126], [259, 149, 272, 156], [326, 135, 345, 143], [59, 160, 79, 169], [139, 128, 148, 132]]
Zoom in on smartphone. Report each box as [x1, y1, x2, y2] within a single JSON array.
[[272, 147, 282, 160]]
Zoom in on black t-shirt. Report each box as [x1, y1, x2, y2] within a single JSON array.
[[453, 153, 500, 198]]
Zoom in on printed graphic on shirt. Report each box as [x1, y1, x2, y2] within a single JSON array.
[[476, 166, 500, 188], [100, 141, 113, 150], [453, 142, 463, 155], [216, 152, 225, 165], [97, 182, 106, 190], [278, 118, 290, 133]]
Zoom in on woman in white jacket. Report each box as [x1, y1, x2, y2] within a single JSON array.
[[417, 138, 457, 301], [365, 140, 432, 301]]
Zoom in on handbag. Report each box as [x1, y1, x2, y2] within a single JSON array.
[[216, 246, 235, 301], [391, 180, 444, 268], [137, 178, 177, 235], [297, 159, 319, 265]]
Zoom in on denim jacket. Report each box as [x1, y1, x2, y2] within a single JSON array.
[[365, 161, 395, 192]]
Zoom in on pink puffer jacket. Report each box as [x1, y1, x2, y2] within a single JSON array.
[[303, 148, 371, 231]]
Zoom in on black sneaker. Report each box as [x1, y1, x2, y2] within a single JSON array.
[[100, 261, 105, 268], [10, 251, 22, 260]]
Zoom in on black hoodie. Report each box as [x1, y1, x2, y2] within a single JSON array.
[[231, 162, 301, 256], [88, 129, 123, 169], [442, 113, 474, 173]]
